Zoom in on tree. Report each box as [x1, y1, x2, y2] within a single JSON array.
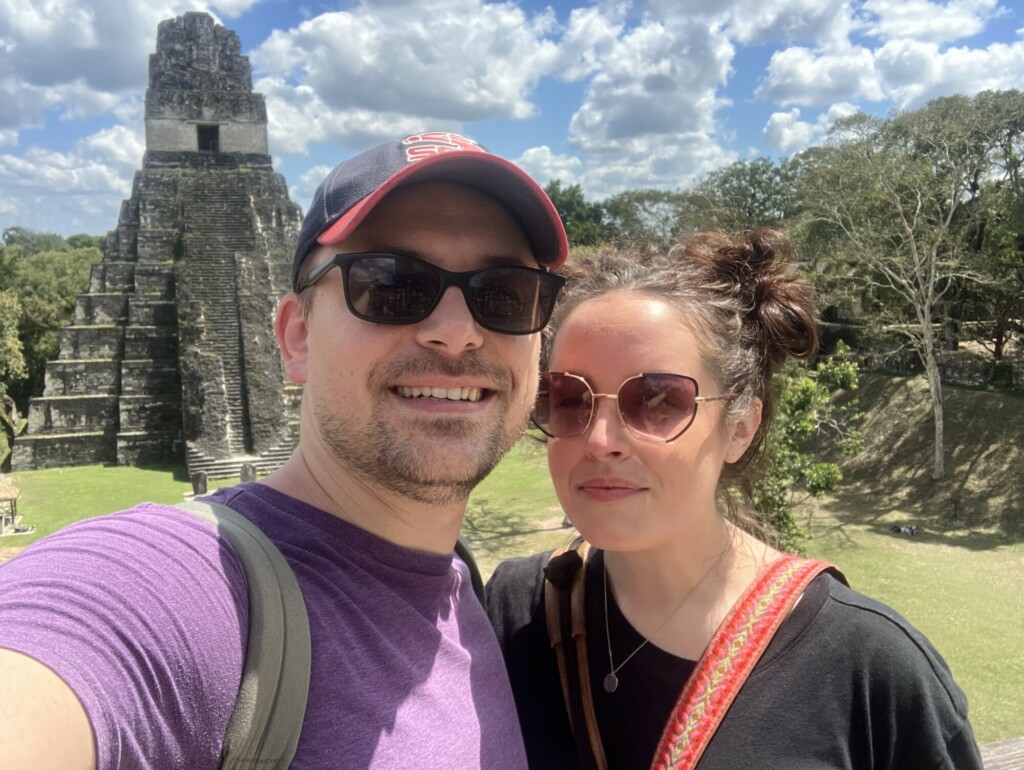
[[0, 290, 27, 467], [4, 246, 98, 404], [752, 343, 863, 551], [543, 180, 605, 247], [601, 188, 692, 248], [800, 97, 995, 479], [66, 233, 105, 250], [692, 157, 800, 231], [2, 226, 70, 255], [957, 184, 1024, 359]]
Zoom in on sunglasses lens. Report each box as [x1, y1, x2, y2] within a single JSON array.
[[534, 373, 592, 438], [346, 255, 440, 322], [618, 374, 697, 439], [468, 269, 557, 334], [345, 255, 559, 333]]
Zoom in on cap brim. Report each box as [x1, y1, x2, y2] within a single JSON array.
[[315, 152, 568, 267]]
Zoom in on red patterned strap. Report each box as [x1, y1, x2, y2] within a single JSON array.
[[650, 556, 838, 770]]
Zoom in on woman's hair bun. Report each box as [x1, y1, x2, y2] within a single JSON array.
[[684, 228, 818, 366]]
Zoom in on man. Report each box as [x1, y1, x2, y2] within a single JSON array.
[[0, 131, 568, 769]]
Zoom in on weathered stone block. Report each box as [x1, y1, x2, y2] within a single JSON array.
[[937, 350, 994, 387], [134, 264, 176, 296], [89, 262, 135, 293], [129, 298, 177, 326], [74, 294, 129, 325], [27, 395, 118, 433], [121, 360, 180, 395], [44, 360, 121, 396], [58, 326, 124, 360], [124, 327, 178, 359], [117, 431, 182, 466], [12, 432, 117, 470], [119, 395, 182, 432], [137, 231, 181, 262]]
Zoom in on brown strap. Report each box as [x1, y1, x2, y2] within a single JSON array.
[[544, 540, 608, 770]]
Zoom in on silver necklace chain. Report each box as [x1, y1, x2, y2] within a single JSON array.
[[602, 548, 726, 694]]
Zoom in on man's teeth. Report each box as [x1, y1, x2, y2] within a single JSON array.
[[397, 386, 483, 402]]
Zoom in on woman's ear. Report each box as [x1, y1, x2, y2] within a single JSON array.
[[275, 292, 309, 384], [725, 397, 762, 464]]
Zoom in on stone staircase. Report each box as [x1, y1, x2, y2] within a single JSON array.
[[179, 174, 256, 457], [12, 169, 185, 470]]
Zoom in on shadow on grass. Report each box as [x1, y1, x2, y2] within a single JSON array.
[[827, 373, 1024, 547], [462, 503, 566, 542], [134, 461, 191, 483]]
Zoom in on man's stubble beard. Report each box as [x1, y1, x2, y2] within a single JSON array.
[[312, 353, 533, 506]]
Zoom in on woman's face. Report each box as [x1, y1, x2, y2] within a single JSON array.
[[545, 292, 758, 553]]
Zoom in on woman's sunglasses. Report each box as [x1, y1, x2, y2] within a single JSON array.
[[532, 372, 737, 443], [301, 252, 566, 335]]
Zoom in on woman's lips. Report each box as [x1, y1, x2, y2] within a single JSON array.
[[578, 478, 644, 502]]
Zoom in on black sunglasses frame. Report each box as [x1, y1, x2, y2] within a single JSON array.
[[531, 371, 738, 443], [301, 252, 566, 335]]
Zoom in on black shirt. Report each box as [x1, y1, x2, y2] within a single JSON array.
[[487, 550, 983, 770]]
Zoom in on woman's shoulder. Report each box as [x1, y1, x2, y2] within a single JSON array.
[[486, 550, 552, 607], [814, 574, 968, 707], [485, 550, 555, 643]]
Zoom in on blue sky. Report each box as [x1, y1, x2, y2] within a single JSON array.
[[2, 0, 1024, 238]]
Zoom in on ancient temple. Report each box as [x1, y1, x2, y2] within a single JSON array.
[[12, 12, 303, 478]]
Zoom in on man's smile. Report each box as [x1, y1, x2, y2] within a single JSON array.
[[394, 385, 485, 402]]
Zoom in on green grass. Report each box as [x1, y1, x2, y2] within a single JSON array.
[[2, 377, 1021, 743], [804, 498, 1024, 744], [1, 463, 238, 546]]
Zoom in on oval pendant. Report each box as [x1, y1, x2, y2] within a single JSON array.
[[603, 672, 619, 693]]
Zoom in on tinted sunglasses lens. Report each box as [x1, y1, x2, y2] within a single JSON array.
[[468, 269, 557, 333], [534, 373, 592, 438], [618, 374, 697, 439], [345, 255, 440, 322]]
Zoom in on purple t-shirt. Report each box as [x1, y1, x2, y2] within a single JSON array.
[[0, 482, 527, 769]]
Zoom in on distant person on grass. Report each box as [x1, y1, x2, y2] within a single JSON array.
[[486, 233, 983, 769], [0, 132, 568, 769]]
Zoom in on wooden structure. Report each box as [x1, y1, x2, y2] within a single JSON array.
[[0, 479, 20, 535]]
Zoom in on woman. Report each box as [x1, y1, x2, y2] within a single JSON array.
[[486, 231, 982, 769]]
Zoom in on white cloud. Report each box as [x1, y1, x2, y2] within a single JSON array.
[[726, 0, 853, 46], [552, 5, 625, 81], [0, 0, 225, 135], [763, 102, 858, 152], [80, 125, 145, 167], [861, 0, 1001, 44], [876, 39, 1024, 108], [211, 0, 261, 18], [757, 45, 884, 106], [250, 0, 561, 154], [514, 146, 582, 186], [0, 130, 16, 148]]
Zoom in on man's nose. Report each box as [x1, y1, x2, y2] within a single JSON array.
[[413, 286, 485, 353]]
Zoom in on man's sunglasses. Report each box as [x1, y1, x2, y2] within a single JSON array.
[[532, 372, 737, 443], [301, 252, 566, 335]]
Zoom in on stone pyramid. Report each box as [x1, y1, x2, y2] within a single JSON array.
[[13, 12, 303, 478]]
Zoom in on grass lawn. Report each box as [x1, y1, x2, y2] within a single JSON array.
[[2, 420, 1020, 743]]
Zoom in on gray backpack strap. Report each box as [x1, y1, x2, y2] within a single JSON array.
[[177, 500, 311, 770], [455, 535, 486, 608]]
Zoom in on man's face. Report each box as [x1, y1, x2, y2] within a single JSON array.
[[292, 180, 542, 505]]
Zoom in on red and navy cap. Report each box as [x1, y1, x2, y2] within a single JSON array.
[[292, 131, 570, 291]]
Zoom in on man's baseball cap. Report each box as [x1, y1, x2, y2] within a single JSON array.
[[292, 131, 569, 291]]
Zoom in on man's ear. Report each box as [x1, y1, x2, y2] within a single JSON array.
[[275, 292, 309, 384], [725, 397, 762, 464]]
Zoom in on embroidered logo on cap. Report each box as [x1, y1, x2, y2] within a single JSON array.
[[402, 132, 484, 163]]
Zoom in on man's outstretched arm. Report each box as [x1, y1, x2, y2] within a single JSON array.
[[0, 648, 95, 770]]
